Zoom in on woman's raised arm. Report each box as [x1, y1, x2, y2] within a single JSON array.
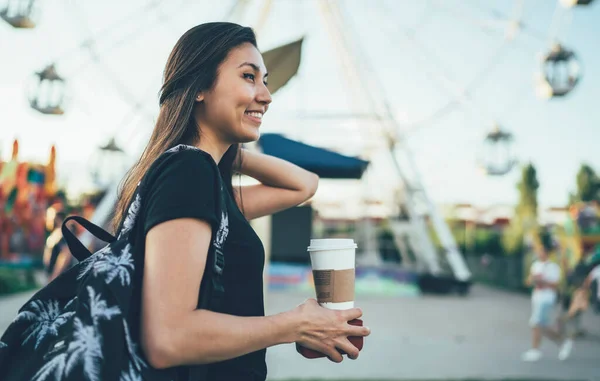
[[234, 149, 319, 220]]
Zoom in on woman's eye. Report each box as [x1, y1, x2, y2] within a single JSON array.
[[243, 73, 255, 81]]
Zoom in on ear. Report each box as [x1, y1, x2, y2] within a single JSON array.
[[195, 92, 204, 102]]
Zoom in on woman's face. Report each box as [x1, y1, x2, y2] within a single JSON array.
[[195, 42, 272, 144]]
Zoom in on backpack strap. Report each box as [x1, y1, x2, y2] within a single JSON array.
[[186, 154, 228, 381], [198, 167, 227, 312], [136, 145, 228, 313], [60, 146, 227, 381], [61, 216, 116, 262]]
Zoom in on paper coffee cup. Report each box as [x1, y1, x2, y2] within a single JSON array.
[[307, 238, 357, 310]]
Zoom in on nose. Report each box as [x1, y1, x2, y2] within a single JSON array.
[[257, 82, 272, 106]]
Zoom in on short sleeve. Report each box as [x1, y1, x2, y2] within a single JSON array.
[[142, 150, 219, 235], [546, 263, 561, 283]]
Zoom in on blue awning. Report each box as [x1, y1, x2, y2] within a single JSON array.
[[257, 133, 369, 179]]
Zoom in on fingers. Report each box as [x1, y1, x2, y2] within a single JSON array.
[[342, 307, 363, 321], [347, 324, 371, 337], [319, 344, 343, 363], [335, 338, 360, 360]]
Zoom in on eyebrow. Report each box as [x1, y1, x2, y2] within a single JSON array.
[[238, 62, 268, 77]]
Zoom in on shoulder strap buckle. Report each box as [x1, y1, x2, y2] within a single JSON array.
[[213, 248, 224, 275]]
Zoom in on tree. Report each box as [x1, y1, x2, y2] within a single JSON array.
[[502, 229, 524, 257], [576, 164, 599, 203], [475, 228, 503, 256], [503, 163, 540, 256], [516, 163, 540, 225]]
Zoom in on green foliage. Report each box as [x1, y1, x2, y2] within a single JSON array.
[[500, 163, 540, 257], [575, 164, 600, 203], [474, 228, 503, 256], [516, 163, 539, 226], [0, 269, 38, 296], [450, 227, 467, 253], [449, 225, 503, 256], [502, 227, 524, 256]]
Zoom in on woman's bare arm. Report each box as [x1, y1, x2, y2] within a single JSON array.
[[234, 149, 319, 220], [141, 218, 368, 369]]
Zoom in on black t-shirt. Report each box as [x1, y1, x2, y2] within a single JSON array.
[[130, 148, 267, 381]]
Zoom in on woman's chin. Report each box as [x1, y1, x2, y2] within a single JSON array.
[[236, 127, 260, 143]]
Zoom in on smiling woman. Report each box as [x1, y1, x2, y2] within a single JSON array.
[[0, 21, 369, 381], [0, 20, 371, 381], [191, 45, 271, 145], [106, 21, 370, 381]]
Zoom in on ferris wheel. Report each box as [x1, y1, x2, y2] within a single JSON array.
[[2, 0, 596, 290], [2, 0, 593, 175]]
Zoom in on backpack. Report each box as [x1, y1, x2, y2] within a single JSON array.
[[0, 145, 227, 381]]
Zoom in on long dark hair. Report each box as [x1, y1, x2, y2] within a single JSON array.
[[112, 22, 256, 231]]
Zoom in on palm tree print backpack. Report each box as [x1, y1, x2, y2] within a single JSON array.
[[0, 145, 228, 381]]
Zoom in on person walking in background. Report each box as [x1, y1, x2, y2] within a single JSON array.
[[584, 263, 600, 312], [558, 243, 597, 341], [42, 211, 74, 282], [522, 248, 573, 362]]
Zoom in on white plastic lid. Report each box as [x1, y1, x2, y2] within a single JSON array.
[[307, 238, 357, 252]]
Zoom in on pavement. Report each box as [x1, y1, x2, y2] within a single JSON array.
[[2, 285, 599, 380], [264, 285, 600, 381]]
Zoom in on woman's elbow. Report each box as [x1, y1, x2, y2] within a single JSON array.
[[141, 328, 177, 369], [303, 172, 319, 200]]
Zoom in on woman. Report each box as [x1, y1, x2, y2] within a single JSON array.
[[112, 22, 370, 380]]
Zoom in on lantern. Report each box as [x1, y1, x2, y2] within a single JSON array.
[[29, 64, 66, 115], [560, 0, 595, 7], [89, 138, 129, 188], [478, 125, 517, 176], [0, 0, 37, 28], [535, 44, 581, 99]]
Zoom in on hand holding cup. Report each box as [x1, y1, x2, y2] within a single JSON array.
[[295, 239, 369, 362], [293, 299, 370, 362]]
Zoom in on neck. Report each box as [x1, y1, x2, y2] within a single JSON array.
[[194, 130, 230, 164]]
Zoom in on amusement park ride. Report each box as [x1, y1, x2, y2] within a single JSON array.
[[2, 0, 596, 293]]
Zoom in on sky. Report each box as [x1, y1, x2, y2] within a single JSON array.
[[2, 0, 600, 213]]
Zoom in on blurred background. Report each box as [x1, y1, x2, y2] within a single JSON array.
[[1, 0, 600, 380]]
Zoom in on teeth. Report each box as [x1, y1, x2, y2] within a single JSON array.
[[246, 111, 263, 119]]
